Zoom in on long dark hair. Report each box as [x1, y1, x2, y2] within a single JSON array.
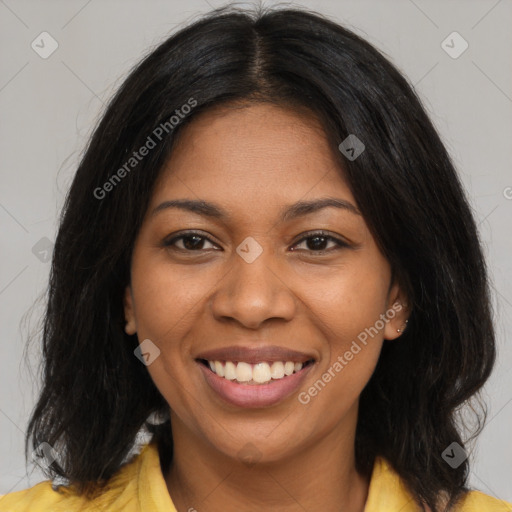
[[25, 4, 495, 511]]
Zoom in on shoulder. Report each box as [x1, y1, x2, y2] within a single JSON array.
[[452, 489, 512, 511], [368, 457, 512, 512], [0, 444, 149, 512], [0, 480, 87, 511], [427, 486, 512, 511]]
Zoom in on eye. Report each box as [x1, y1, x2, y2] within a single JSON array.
[[291, 231, 348, 254], [163, 231, 219, 252], [163, 230, 349, 254]]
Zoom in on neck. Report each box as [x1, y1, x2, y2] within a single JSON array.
[[164, 408, 371, 512]]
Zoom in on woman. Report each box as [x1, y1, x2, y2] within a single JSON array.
[[1, 4, 510, 512]]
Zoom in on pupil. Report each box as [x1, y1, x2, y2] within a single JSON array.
[[308, 236, 326, 251], [184, 235, 203, 250]]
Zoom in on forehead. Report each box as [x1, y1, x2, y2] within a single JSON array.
[[148, 102, 356, 225], [168, 101, 337, 167]]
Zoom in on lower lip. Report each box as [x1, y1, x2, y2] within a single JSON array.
[[197, 362, 314, 408]]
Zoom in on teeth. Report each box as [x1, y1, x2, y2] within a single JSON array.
[[224, 361, 237, 380], [253, 362, 271, 383], [205, 359, 308, 384], [284, 361, 295, 376], [270, 361, 285, 379], [236, 362, 252, 382], [214, 360, 224, 378]]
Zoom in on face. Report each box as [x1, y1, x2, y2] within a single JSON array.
[[124, 102, 408, 464]]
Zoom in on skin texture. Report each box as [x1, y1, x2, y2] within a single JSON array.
[[123, 102, 409, 512]]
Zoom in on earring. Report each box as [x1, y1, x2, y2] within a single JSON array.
[[397, 319, 408, 333]]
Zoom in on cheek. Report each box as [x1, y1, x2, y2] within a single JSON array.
[[295, 256, 389, 405], [130, 254, 219, 342], [296, 277, 387, 430], [128, 250, 228, 414], [129, 260, 203, 423], [299, 260, 390, 351]]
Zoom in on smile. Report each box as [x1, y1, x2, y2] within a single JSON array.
[[198, 359, 315, 385]]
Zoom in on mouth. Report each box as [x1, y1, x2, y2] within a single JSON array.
[[196, 358, 315, 385], [194, 345, 317, 408]]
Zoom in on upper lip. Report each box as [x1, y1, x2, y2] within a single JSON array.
[[195, 345, 316, 364]]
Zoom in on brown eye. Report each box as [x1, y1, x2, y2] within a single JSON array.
[[164, 232, 218, 251], [291, 231, 348, 253], [163, 230, 348, 255]]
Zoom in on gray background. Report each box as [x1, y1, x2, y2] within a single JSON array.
[[1, 0, 511, 503]]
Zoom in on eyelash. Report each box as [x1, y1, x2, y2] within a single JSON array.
[[163, 230, 348, 255]]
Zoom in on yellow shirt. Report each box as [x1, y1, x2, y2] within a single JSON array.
[[1, 442, 510, 511]]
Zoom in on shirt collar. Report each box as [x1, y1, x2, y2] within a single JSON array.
[[136, 442, 177, 511], [364, 456, 419, 511], [135, 442, 418, 512]]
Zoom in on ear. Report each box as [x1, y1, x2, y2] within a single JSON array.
[[123, 285, 137, 335], [383, 280, 410, 341]]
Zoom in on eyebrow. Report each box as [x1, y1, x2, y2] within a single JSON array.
[[151, 197, 361, 222]]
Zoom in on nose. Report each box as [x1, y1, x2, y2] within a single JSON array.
[[210, 247, 297, 329]]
